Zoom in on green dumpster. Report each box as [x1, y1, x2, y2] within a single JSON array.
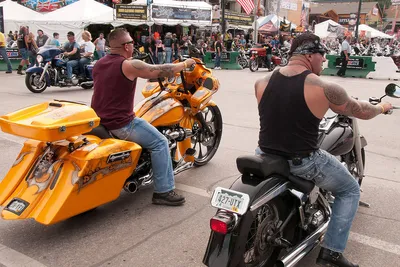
[[322, 55, 376, 78], [204, 51, 243, 70]]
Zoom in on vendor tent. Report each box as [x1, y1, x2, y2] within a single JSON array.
[[0, 0, 43, 33], [255, 15, 297, 32], [358, 24, 393, 39], [314, 19, 344, 39], [30, 0, 113, 43]]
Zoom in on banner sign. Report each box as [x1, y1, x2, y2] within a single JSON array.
[[0, 49, 22, 60], [327, 23, 338, 33], [281, 0, 297, 11], [210, 52, 231, 62], [0, 7, 4, 34], [152, 5, 211, 21], [335, 58, 365, 69], [225, 11, 254, 26], [116, 4, 147, 20]]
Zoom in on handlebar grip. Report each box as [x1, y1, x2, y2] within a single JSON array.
[[392, 105, 400, 109]]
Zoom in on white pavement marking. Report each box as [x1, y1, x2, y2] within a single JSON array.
[[175, 183, 211, 198], [349, 232, 400, 256], [0, 244, 47, 267]]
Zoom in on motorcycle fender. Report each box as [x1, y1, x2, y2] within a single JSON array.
[[203, 175, 289, 267], [0, 136, 142, 225], [26, 67, 51, 86], [360, 135, 367, 148]]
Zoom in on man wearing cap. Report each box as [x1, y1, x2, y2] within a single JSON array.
[[254, 33, 392, 267], [62, 31, 80, 84]]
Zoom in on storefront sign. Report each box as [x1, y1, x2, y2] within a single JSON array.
[[0, 7, 4, 33], [116, 4, 147, 20], [152, 5, 211, 21], [281, 0, 297, 11], [335, 58, 364, 69], [225, 11, 254, 26], [210, 52, 231, 62], [0, 49, 22, 60]]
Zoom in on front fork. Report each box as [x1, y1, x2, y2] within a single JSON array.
[[38, 62, 50, 84]]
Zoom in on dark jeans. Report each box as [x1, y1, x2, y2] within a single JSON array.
[[0, 47, 13, 72], [337, 52, 348, 76], [215, 54, 221, 68], [79, 57, 91, 78]]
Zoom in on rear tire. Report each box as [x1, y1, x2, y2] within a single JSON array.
[[81, 83, 93, 90], [25, 72, 47, 93]]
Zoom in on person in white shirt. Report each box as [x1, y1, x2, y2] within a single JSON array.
[[79, 30, 95, 79], [337, 35, 351, 77]]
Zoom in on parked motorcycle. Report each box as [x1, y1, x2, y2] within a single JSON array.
[[275, 47, 289, 67], [249, 45, 282, 72], [238, 47, 249, 69], [0, 55, 223, 225], [203, 85, 399, 267], [25, 46, 94, 93]]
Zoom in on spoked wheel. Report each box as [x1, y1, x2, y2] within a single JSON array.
[[191, 105, 223, 166], [243, 203, 281, 267], [279, 56, 288, 66], [239, 57, 249, 68], [249, 59, 258, 72], [25, 72, 48, 93]]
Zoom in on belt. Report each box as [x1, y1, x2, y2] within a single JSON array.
[[260, 147, 315, 165]]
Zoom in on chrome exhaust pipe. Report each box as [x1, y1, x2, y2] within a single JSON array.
[[276, 219, 330, 267], [124, 180, 138, 194]]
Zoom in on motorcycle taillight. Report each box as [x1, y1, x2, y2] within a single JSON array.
[[210, 212, 237, 235]]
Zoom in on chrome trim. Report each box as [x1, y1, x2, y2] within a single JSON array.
[[39, 62, 50, 83], [250, 182, 289, 212], [277, 218, 330, 267]]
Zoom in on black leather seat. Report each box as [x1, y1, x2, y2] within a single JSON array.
[[84, 124, 113, 139], [236, 155, 315, 194]]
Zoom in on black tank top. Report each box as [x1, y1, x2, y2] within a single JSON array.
[[258, 69, 320, 156]]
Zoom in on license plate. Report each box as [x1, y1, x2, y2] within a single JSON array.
[[5, 198, 29, 215], [211, 187, 250, 215]]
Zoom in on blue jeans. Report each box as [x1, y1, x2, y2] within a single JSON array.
[[215, 54, 221, 68], [28, 51, 37, 67], [255, 147, 360, 253], [266, 54, 272, 69], [79, 57, 91, 77], [157, 51, 164, 64], [97, 50, 106, 59], [0, 47, 12, 72], [66, 59, 79, 79], [110, 117, 175, 193], [165, 47, 172, 63]]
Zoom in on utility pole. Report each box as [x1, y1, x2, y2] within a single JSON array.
[[354, 0, 362, 41], [221, 0, 226, 34]]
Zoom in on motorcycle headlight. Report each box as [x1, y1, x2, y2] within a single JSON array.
[[36, 55, 43, 64], [252, 51, 258, 54]]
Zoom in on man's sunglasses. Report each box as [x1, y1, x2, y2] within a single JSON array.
[[121, 40, 134, 45]]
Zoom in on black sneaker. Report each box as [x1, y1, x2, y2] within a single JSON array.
[[152, 190, 185, 206], [316, 247, 359, 267], [6, 71, 12, 74]]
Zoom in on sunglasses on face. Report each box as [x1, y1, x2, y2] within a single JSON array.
[[122, 40, 134, 45]]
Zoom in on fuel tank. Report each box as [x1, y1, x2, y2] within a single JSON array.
[[319, 125, 354, 156], [134, 91, 184, 127]]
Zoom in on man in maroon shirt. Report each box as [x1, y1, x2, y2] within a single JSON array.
[[91, 28, 195, 206]]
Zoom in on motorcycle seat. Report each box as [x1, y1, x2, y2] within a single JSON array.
[[84, 124, 113, 139], [236, 155, 315, 194]]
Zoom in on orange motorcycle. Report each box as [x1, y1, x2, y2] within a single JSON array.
[[0, 56, 222, 225]]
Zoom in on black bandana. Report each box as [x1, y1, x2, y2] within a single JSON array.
[[291, 39, 326, 56]]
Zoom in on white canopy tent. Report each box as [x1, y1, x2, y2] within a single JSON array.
[[31, 0, 113, 43], [255, 15, 297, 31], [0, 0, 43, 33], [358, 24, 393, 39], [315, 20, 344, 39]]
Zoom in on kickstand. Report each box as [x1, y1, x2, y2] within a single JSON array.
[[359, 200, 370, 208]]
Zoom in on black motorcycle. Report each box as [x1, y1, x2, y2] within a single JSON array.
[[203, 84, 400, 267], [25, 46, 94, 93]]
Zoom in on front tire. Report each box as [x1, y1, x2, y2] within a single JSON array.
[[191, 105, 223, 166], [279, 56, 288, 66], [249, 59, 259, 72], [81, 83, 93, 90], [25, 72, 48, 93]]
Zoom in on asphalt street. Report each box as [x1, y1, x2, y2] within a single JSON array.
[[0, 69, 399, 267]]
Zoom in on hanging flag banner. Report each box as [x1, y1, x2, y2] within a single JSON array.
[[152, 5, 211, 21], [327, 23, 338, 33]]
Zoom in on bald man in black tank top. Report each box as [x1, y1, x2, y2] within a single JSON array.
[[254, 33, 392, 267]]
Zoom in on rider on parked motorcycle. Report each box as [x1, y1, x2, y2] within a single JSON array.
[[79, 30, 95, 80], [254, 33, 392, 267], [261, 36, 273, 70], [91, 28, 196, 206], [61, 31, 81, 84]]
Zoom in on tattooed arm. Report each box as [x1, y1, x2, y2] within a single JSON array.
[[122, 58, 195, 80], [321, 80, 391, 119]]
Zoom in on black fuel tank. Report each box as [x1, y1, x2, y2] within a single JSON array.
[[320, 126, 354, 156]]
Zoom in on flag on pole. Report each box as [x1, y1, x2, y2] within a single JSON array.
[[236, 0, 255, 15]]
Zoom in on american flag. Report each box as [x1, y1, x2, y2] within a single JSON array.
[[237, 0, 255, 15]]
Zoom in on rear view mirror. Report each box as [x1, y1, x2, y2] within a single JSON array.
[[385, 83, 400, 98]]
